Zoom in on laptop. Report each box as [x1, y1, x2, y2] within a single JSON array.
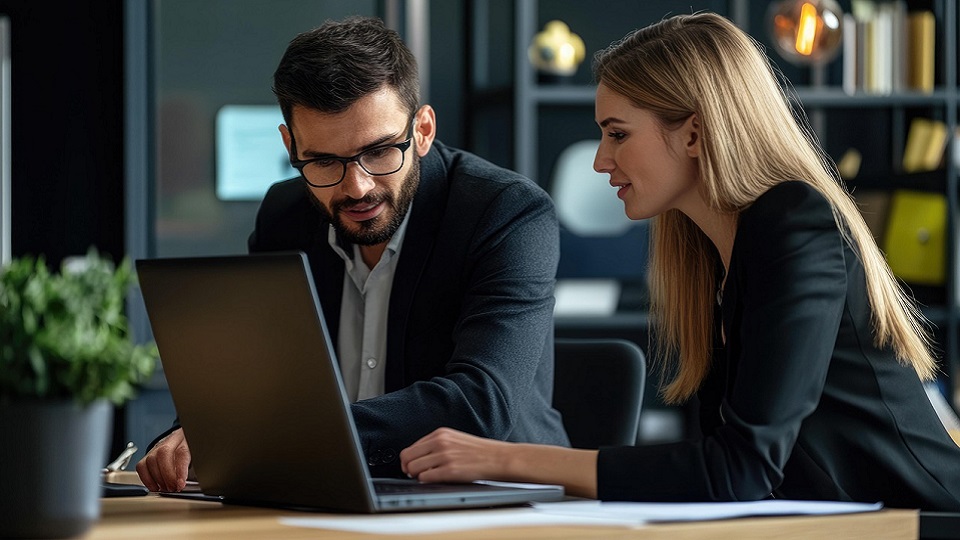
[[135, 252, 564, 513]]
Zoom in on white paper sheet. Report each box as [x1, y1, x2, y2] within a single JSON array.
[[280, 508, 640, 535], [279, 499, 883, 535], [533, 499, 883, 522], [473, 480, 565, 490]]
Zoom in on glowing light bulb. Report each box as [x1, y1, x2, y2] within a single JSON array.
[[795, 3, 818, 55], [768, 0, 844, 65]]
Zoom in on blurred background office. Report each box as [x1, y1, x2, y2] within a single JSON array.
[[1, 0, 957, 460]]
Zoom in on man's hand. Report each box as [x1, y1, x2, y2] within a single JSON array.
[[135, 428, 191, 492]]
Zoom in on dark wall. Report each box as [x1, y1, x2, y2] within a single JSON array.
[[2, 0, 125, 266]]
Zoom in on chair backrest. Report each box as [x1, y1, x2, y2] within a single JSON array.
[[552, 338, 646, 449]]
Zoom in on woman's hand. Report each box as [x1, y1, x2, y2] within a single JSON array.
[[401, 427, 600, 498], [400, 427, 513, 483]]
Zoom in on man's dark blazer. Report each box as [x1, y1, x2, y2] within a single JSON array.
[[248, 141, 569, 476], [598, 181, 960, 510]]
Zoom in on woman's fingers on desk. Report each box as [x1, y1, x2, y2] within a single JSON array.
[[135, 428, 192, 493]]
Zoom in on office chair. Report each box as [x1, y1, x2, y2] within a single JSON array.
[[553, 338, 646, 449]]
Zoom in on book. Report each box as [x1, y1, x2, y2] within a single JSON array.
[[907, 11, 935, 93], [889, 1, 907, 92], [863, 16, 877, 93], [842, 14, 862, 95], [851, 2, 925, 95], [862, 2, 894, 94], [902, 118, 948, 173]]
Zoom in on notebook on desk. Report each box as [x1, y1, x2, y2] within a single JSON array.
[[135, 252, 564, 513]]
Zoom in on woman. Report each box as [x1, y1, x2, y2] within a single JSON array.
[[400, 12, 960, 510]]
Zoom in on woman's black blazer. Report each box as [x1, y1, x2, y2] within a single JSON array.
[[598, 181, 960, 511]]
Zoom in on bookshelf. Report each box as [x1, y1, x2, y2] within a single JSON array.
[[503, 0, 960, 409]]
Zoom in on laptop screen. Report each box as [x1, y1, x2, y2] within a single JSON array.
[[136, 252, 564, 512]]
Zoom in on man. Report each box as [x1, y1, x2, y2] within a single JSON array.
[[137, 16, 568, 491]]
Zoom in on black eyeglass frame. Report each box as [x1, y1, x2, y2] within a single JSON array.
[[288, 120, 415, 189]]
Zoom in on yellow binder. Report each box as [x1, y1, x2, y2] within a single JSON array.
[[883, 190, 946, 285]]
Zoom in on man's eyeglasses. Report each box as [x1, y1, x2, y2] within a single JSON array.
[[289, 122, 414, 189]]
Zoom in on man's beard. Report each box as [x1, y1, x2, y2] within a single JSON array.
[[310, 154, 420, 246]]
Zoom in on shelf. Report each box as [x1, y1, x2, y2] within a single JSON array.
[[791, 88, 956, 108], [527, 85, 596, 104], [521, 84, 955, 108]]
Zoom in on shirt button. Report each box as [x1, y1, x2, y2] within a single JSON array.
[[366, 357, 378, 369]]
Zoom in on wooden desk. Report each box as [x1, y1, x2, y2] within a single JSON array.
[[84, 495, 918, 540]]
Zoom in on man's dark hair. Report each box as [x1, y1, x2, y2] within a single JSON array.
[[273, 16, 420, 128]]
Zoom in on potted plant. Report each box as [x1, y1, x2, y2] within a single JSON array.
[[0, 249, 158, 539]]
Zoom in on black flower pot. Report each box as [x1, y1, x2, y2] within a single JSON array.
[[0, 399, 111, 538]]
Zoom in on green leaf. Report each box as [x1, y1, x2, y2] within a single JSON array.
[[0, 249, 158, 405]]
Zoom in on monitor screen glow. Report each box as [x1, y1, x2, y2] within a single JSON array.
[[215, 105, 297, 201]]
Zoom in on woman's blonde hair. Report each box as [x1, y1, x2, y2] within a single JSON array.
[[593, 12, 936, 403]]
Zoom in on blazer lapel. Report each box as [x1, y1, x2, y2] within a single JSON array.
[[308, 220, 345, 345], [384, 148, 448, 391]]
